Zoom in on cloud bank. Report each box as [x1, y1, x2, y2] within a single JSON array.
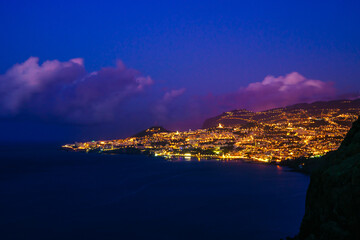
[[0, 57, 340, 135], [0, 57, 152, 123]]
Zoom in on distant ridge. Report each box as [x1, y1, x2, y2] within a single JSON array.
[[202, 98, 360, 129], [132, 126, 170, 138]]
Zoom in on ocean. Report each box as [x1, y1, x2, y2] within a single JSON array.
[[0, 144, 309, 240]]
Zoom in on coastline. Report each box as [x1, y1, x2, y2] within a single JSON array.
[[62, 145, 316, 176]]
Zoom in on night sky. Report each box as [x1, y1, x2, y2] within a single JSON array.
[[1, 0, 360, 142]]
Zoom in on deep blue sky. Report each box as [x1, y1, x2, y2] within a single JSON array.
[[1, 0, 360, 142]]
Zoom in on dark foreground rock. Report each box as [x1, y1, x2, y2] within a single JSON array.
[[279, 157, 325, 175], [290, 116, 360, 240]]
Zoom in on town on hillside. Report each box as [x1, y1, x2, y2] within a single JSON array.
[[63, 99, 360, 163]]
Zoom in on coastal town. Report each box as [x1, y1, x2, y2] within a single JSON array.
[[63, 99, 360, 163]]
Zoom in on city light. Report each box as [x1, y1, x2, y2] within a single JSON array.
[[63, 101, 360, 163]]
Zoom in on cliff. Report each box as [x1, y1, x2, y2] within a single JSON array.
[[293, 116, 360, 240]]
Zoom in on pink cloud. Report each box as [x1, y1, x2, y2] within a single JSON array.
[[153, 88, 186, 124], [0, 57, 85, 113], [163, 88, 186, 102], [166, 72, 337, 130], [239, 72, 336, 111], [201, 72, 336, 113], [0, 57, 153, 123]]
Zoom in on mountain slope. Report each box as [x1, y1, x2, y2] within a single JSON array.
[[132, 126, 170, 138], [202, 99, 360, 129]]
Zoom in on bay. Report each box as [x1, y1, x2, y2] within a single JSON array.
[[0, 144, 309, 240]]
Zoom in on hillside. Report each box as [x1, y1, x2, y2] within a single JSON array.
[[132, 126, 170, 138], [202, 99, 360, 129]]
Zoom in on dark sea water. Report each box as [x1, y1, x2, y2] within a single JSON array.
[[0, 144, 310, 240]]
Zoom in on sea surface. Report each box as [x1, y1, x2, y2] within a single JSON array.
[[0, 144, 310, 240]]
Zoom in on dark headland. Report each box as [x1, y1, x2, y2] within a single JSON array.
[[287, 115, 360, 240]]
